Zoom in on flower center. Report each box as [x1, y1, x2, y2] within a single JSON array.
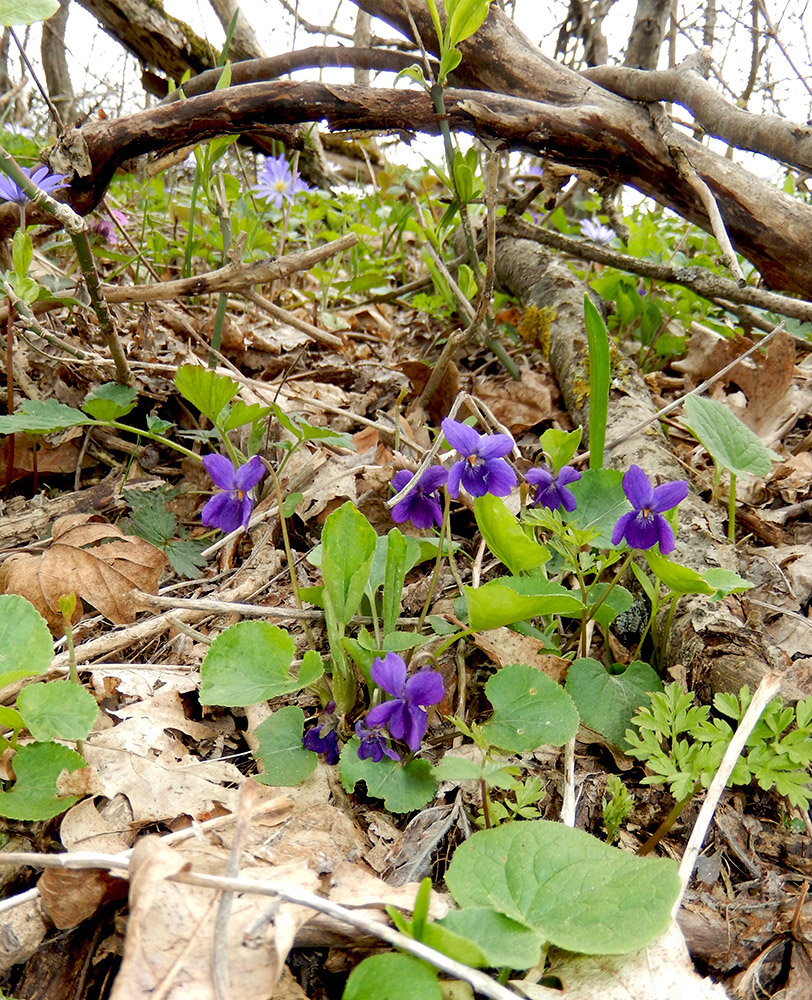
[[235, 489, 245, 500], [274, 180, 287, 192]]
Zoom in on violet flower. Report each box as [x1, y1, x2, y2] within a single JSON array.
[[365, 653, 444, 752], [252, 154, 311, 209], [302, 724, 340, 765], [526, 463, 581, 512], [91, 209, 129, 245], [0, 164, 66, 205], [580, 218, 615, 245], [391, 466, 448, 529], [611, 464, 688, 554], [201, 454, 266, 533], [355, 719, 400, 762], [442, 418, 517, 499]]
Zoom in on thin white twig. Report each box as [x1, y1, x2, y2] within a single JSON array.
[[0, 848, 520, 1000], [560, 737, 577, 827], [674, 670, 782, 915], [0, 796, 292, 916]]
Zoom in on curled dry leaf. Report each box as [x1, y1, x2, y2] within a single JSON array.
[[1, 514, 167, 631]]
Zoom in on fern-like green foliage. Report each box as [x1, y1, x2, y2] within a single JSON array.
[[626, 682, 812, 808]]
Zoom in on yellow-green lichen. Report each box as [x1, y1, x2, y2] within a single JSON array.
[[518, 304, 557, 358]]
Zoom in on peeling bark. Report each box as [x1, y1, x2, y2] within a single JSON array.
[[492, 235, 802, 701]]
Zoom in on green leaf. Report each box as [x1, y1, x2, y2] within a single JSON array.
[[465, 579, 583, 631], [0, 594, 53, 686], [643, 549, 714, 595], [584, 582, 633, 628], [383, 528, 408, 636], [438, 907, 543, 970], [447, 0, 492, 47], [562, 468, 627, 548], [474, 494, 549, 575], [0, 399, 91, 435], [682, 395, 776, 477], [11, 228, 32, 277], [481, 663, 579, 751], [321, 502, 377, 625], [17, 680, 98, 742], [566, 659, 662, 747], [164, 538, 208, 579], [0, 705, 24, 736], [390, 908, 491, 969], [199, 621, 305, 706], [221, 400, 272, 431], [339, 738, 437, 813], [381, 631, 424, 652], [253, 706, 318, 786], [438, 48, 462, 83], [0, 742, 85, 820], [445, 820, 680, 954], [539, 426, 582, 473], [0, 0, 59, 26], [81, 383, 138, 422], [702, 567, 754, 598], [298, 649, 325, 687], [342, 953, 441, 1000], [174, 365, 239, 425], [282, 491, 303, 518], [584, 295, 610, 470]]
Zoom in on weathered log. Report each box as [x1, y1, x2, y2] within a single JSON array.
[[492, 234, 803, 702], [352, 0, 812, 297]]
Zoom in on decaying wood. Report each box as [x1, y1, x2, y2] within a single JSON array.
[[498, 217, 812, 324], [492, 235, 804, 702]]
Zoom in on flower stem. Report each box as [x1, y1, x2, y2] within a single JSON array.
[[583, 550, 634, 633], [728, 473, 737, 543], [267, 464, 316, 653], [638, 789, 696, 856], [413, 490, 451, 641]]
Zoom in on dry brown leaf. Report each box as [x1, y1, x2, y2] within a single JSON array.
[[111, 835, 319, 1000], [474, 369, 556, 434], [80, 690, 245, 825], [38, 866, 126, 930], [674, 326, 802, 438], [0, 429, 88, 482], [399, 359, 462, 424], [1, 514, 166, 630], [472, 627, 570, 683]]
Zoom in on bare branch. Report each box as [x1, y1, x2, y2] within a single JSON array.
[[582, 56, 812, 173]]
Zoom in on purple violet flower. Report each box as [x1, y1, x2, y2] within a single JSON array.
[[355, 719, 400, 762], [201, 454, 266, 534], [526, 463, 581, 512], [579, 218, 615, 245], [611, 464, 688, 554], [302, 724, 340, 764], [91, 209, 129, 245], [442, 418, 517, 499], [252, 154, 311, 209], [0, 164, 66, 205], [391, 466, 448, 529], [366, 653, 444, 752]]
